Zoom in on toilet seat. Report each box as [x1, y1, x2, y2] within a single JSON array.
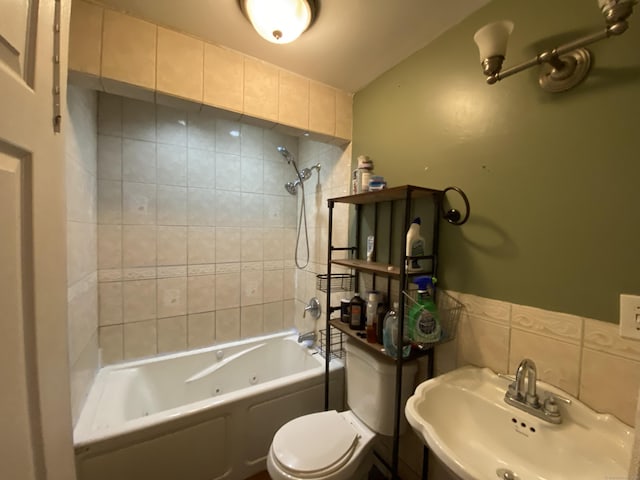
[[271, 410, 361, 478]]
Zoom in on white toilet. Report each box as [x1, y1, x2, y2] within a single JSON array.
[[267, 339, 418, 480]]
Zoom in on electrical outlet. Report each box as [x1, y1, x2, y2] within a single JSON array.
[[619, 294, 640, 340]]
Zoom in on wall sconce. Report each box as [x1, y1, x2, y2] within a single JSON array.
[[240, 0, 318, 44], [473, 0, 635, 92]]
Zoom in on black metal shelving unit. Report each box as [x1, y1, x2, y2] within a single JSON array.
[[322, 185, 443, 480]]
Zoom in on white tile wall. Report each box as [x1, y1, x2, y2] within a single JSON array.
[[96, 93, 351, 363], [66, 85, 99, 425], [439, 291, 640, 427]]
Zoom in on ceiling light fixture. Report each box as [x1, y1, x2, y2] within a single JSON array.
[[473, 0, 635, 92], [240, 0, 318, 45]]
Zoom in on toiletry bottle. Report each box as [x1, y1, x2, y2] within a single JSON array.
[[349, 293, 366, 330], [382, 302, 410, 358], [406, 217, 426, 273], [366, 235, 375, 262], [340, 298, 351, 324], [407, 276, 441, 344], [366, 291, 380, 343]]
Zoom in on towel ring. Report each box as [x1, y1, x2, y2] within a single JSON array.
[[441, 186, 470, 226]]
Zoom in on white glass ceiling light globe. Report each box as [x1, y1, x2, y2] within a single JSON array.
[[473, 20, 514, 61], [244, 0, 312, 44]]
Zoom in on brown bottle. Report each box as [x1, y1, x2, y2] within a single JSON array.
[[349, 293, 366, 330]]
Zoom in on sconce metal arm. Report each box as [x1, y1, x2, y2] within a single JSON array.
[[487, 20, 629, 85]]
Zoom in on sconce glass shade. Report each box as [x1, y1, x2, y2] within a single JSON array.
[[242, 0, 314, 44], [473, 20, 514, 61]]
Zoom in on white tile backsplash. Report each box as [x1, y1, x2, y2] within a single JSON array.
[[95, 92, 349, 365]]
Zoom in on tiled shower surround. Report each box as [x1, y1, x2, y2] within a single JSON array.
[[95, 92, 351, 363]]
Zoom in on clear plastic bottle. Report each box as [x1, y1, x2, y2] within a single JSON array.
[[366, 291, 380, 343], [382, 302, 411, 358]]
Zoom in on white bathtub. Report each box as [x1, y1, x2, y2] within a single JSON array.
[[74, 329, 344, 480]]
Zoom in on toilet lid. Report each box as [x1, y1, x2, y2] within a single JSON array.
[[272, 410, 360, 476]]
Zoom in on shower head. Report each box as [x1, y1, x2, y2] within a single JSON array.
[[284, 163, 321, 195], [277, 146, 295, 164]]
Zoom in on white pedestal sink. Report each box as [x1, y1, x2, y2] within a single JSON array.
[[405, 366, 634, 480]]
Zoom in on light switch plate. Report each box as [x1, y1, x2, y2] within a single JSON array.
[[619, 294, 640, 340]]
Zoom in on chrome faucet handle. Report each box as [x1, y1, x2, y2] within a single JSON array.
[[546, 393, 572, 405]]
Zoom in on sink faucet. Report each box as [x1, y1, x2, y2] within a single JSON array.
[[297, 331, 317, 344], [513, 358, 539, 407], [504, 358, 566, 424]]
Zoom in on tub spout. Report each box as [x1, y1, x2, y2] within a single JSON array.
[[297, 331, 317, 344]]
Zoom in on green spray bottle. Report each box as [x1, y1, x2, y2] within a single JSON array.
[[408, 276, 441, 344]]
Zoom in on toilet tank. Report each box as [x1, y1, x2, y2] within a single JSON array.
[[344, 339, 418, 436]]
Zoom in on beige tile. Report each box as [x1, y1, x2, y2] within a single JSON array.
[[187, 148, 216, 188], [509, 329, 581, 396], [283, 268, 295, 300], [335, 89, 353, 141], [241, 227, 263, 262], [187, 274, 216, 314], [240, 266, 263, 306], [157, 316, 187, 354], [309, 81, 335, 137], [187, 110, 216, 150], [216, 227, 242, 262], [157, 226, 187, 266], [264, 301, 284, 332], [157, 105, 188, 147], [67, 275, 98, 364], [457, 313, 510, 374], [123, 279, 156, 322], [278, 70, 309, 130], [215, 272, 240, 309], [98, 179, 122, 224], [124, 319, 157, 360], [241, 305, 264, 338], [583, 318, 640, 362], [263, 269, 283, 303], [216, 308, 240, 342], [67, 222, 97, 286], [580, 348, 640, 426], [243, 58, 278, 122], [263, 228, 284, 261], [98, 92, 122, 136], [215, 153, 242, 192], [122, 225, 156, 267], [122, 182, 156, 225], [188, 311, 216, 348], [188, 187, 216, 226], [99, 324, 123, 365], [69, 1, 103, 76], [203, 43, 243, 113], [511, 303, 583, 345], [240, 156, 264, 194], [157, 144, 187, 186], [157, 185, 187, 226], [216, 119, 241, 155], [283, 299, 296, 329], [157, 27, 204, 102], [97, 135, 122, 181], [101, 10, 156, 90], [99, 281, 123, 326], [187, 226, 215, 264], [157, 276, 187, 318], [457, 293, 511, 325], [122, 97, 157, 142], [264, 196, 284, 227], [97, 224, 121, 269]]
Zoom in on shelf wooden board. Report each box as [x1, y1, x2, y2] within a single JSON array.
[[328, 184, 442, 205], [331, 259, 400, 277], [330, 258, 435, 279], [329, 319, 433, 363]]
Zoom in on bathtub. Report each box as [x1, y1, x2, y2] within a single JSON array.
[[74, 329, 344, 480]]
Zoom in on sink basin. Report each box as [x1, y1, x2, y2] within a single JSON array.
[[405, 366, 634, 480]]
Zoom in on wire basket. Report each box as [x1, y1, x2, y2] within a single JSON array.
[[316, 273, 354, 293], [402, 289, 462, 349], [319, 326, 345, 360]]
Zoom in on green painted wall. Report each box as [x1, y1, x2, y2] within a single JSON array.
[[353, 0, 640, 323]]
